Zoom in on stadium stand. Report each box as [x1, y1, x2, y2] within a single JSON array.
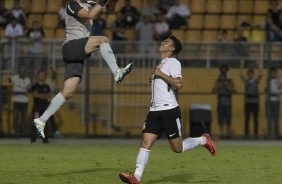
[[206, 0, 222, 13], [190, 0, 206, 13], [44, 28, 55, 39], [238, 0, 254, 14], [30, 0, 46, 13], [42, 14, 59, 29], [254, 0, 269, 14], [222, 0, 238, 14], [26, 14, 43, 28], [204, 15, 220, 29], [54, 28, 65, 39], [188, 14, 204, 29], [171, 29, 186, 41], [1, 0, 281, 138], [46, 0, 61, 13], [106, 13, 117, 28], [202, 30, 218, 41], [220, 15, 237, 29], [1, 0, 271, 42], [251, 29, 266, 42], [20, 0, 31, 13], [185, 30, 202, 41]]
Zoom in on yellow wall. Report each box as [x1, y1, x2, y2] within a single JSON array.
[[2, 67, 280, 137]]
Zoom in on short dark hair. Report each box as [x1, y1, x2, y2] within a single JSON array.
[[219, 64, 229, 72], [247, 68, 254, 74], [37, 69, 46, 75], [169, 35, 182, 55]]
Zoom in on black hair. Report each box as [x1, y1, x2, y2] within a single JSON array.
[[270, 67, 277, 72], [169, 35, 182, 55], [219, 64, 229, 72], [247, 68, 254, 74], [37, 69, 46, 75]]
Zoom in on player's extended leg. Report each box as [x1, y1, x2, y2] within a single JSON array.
[[119, 133, 158, 184], [169, 134, 216, 156], [85, 36, 133, 83], [33, 77, 81, 138]]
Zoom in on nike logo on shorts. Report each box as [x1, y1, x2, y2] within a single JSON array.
[[169, 133, 176, 137]]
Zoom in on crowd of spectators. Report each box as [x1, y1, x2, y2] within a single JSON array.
[[212, 62, 281, 140]]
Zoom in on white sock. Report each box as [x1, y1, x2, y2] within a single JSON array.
[[134, 148, 150, 182], [182, 137, 206, 152], [39, 93, 66, 123], [100, 43, 119, 76]]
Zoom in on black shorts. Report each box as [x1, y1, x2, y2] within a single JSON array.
[[142, 106, 182, 140], [62, 38, 89, 80], [217, 105, 231, 125]]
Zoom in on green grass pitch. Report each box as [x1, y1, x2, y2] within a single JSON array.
[[1, 139, 282, 184]]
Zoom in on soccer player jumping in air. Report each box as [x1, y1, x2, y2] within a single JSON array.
[[119, 36, 216, 184], [33, 0, 133, 138]]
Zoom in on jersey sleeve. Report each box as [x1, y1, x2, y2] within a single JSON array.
[[169, 59, 182, 78], [66, 1, 83, 16]]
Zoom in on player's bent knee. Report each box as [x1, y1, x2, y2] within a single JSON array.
[[171, 147, 182, 153], [61, 91, 74, 100], [140, 140, 153, 150], [170, 144, 183, 153], [89, 36, 109, 45]]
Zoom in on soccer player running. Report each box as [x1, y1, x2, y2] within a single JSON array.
[[32, 0, 133, 138], [119, 36, 216, 184]]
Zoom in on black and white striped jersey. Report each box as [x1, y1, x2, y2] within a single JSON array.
[[150, 57, 182, 111]]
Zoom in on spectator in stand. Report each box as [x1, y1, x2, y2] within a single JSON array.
[[4, 17, 23, 40], [153, 13, 170, 41], [135, 15, 154, 54], [26, 20, 45, 72], [266, 0, 281, 41], [218, 29, 229, 42], [157, 0, 174, 14], [45, 64, 61, 138], [26, 20, 45, 54], [265, 67, 282, 139], [218, 29, 229, 56], [240, 60, 262, 139], [141, 0, 159, 19], [112, 13, 127, 40], [11, 0, 26, 26], [120, 0, 139, 28], [58, 0, 67, 28], [234, 28, 248, 57], [5, 17, 23, 70], [9, 67, 31, 137], [30, 69, 51, 143], [91, 14, 106, 36], [165, 0, 190, 29], [212, 67, 236, 139], [0, 0, 11, 28], [274, 12, 282, 41], [111, 12, 127, 53]]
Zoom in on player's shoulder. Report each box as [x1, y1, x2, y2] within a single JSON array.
[[167, 57, 181, 65]]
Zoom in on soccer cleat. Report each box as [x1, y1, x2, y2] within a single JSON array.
[[115, 63, 134, 83], [33, 118, 45, 138], [119, 173, 140, 184], [203, 134, 216, 156]]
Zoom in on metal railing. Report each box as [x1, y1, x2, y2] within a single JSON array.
[[1, 39, 282, 138]]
